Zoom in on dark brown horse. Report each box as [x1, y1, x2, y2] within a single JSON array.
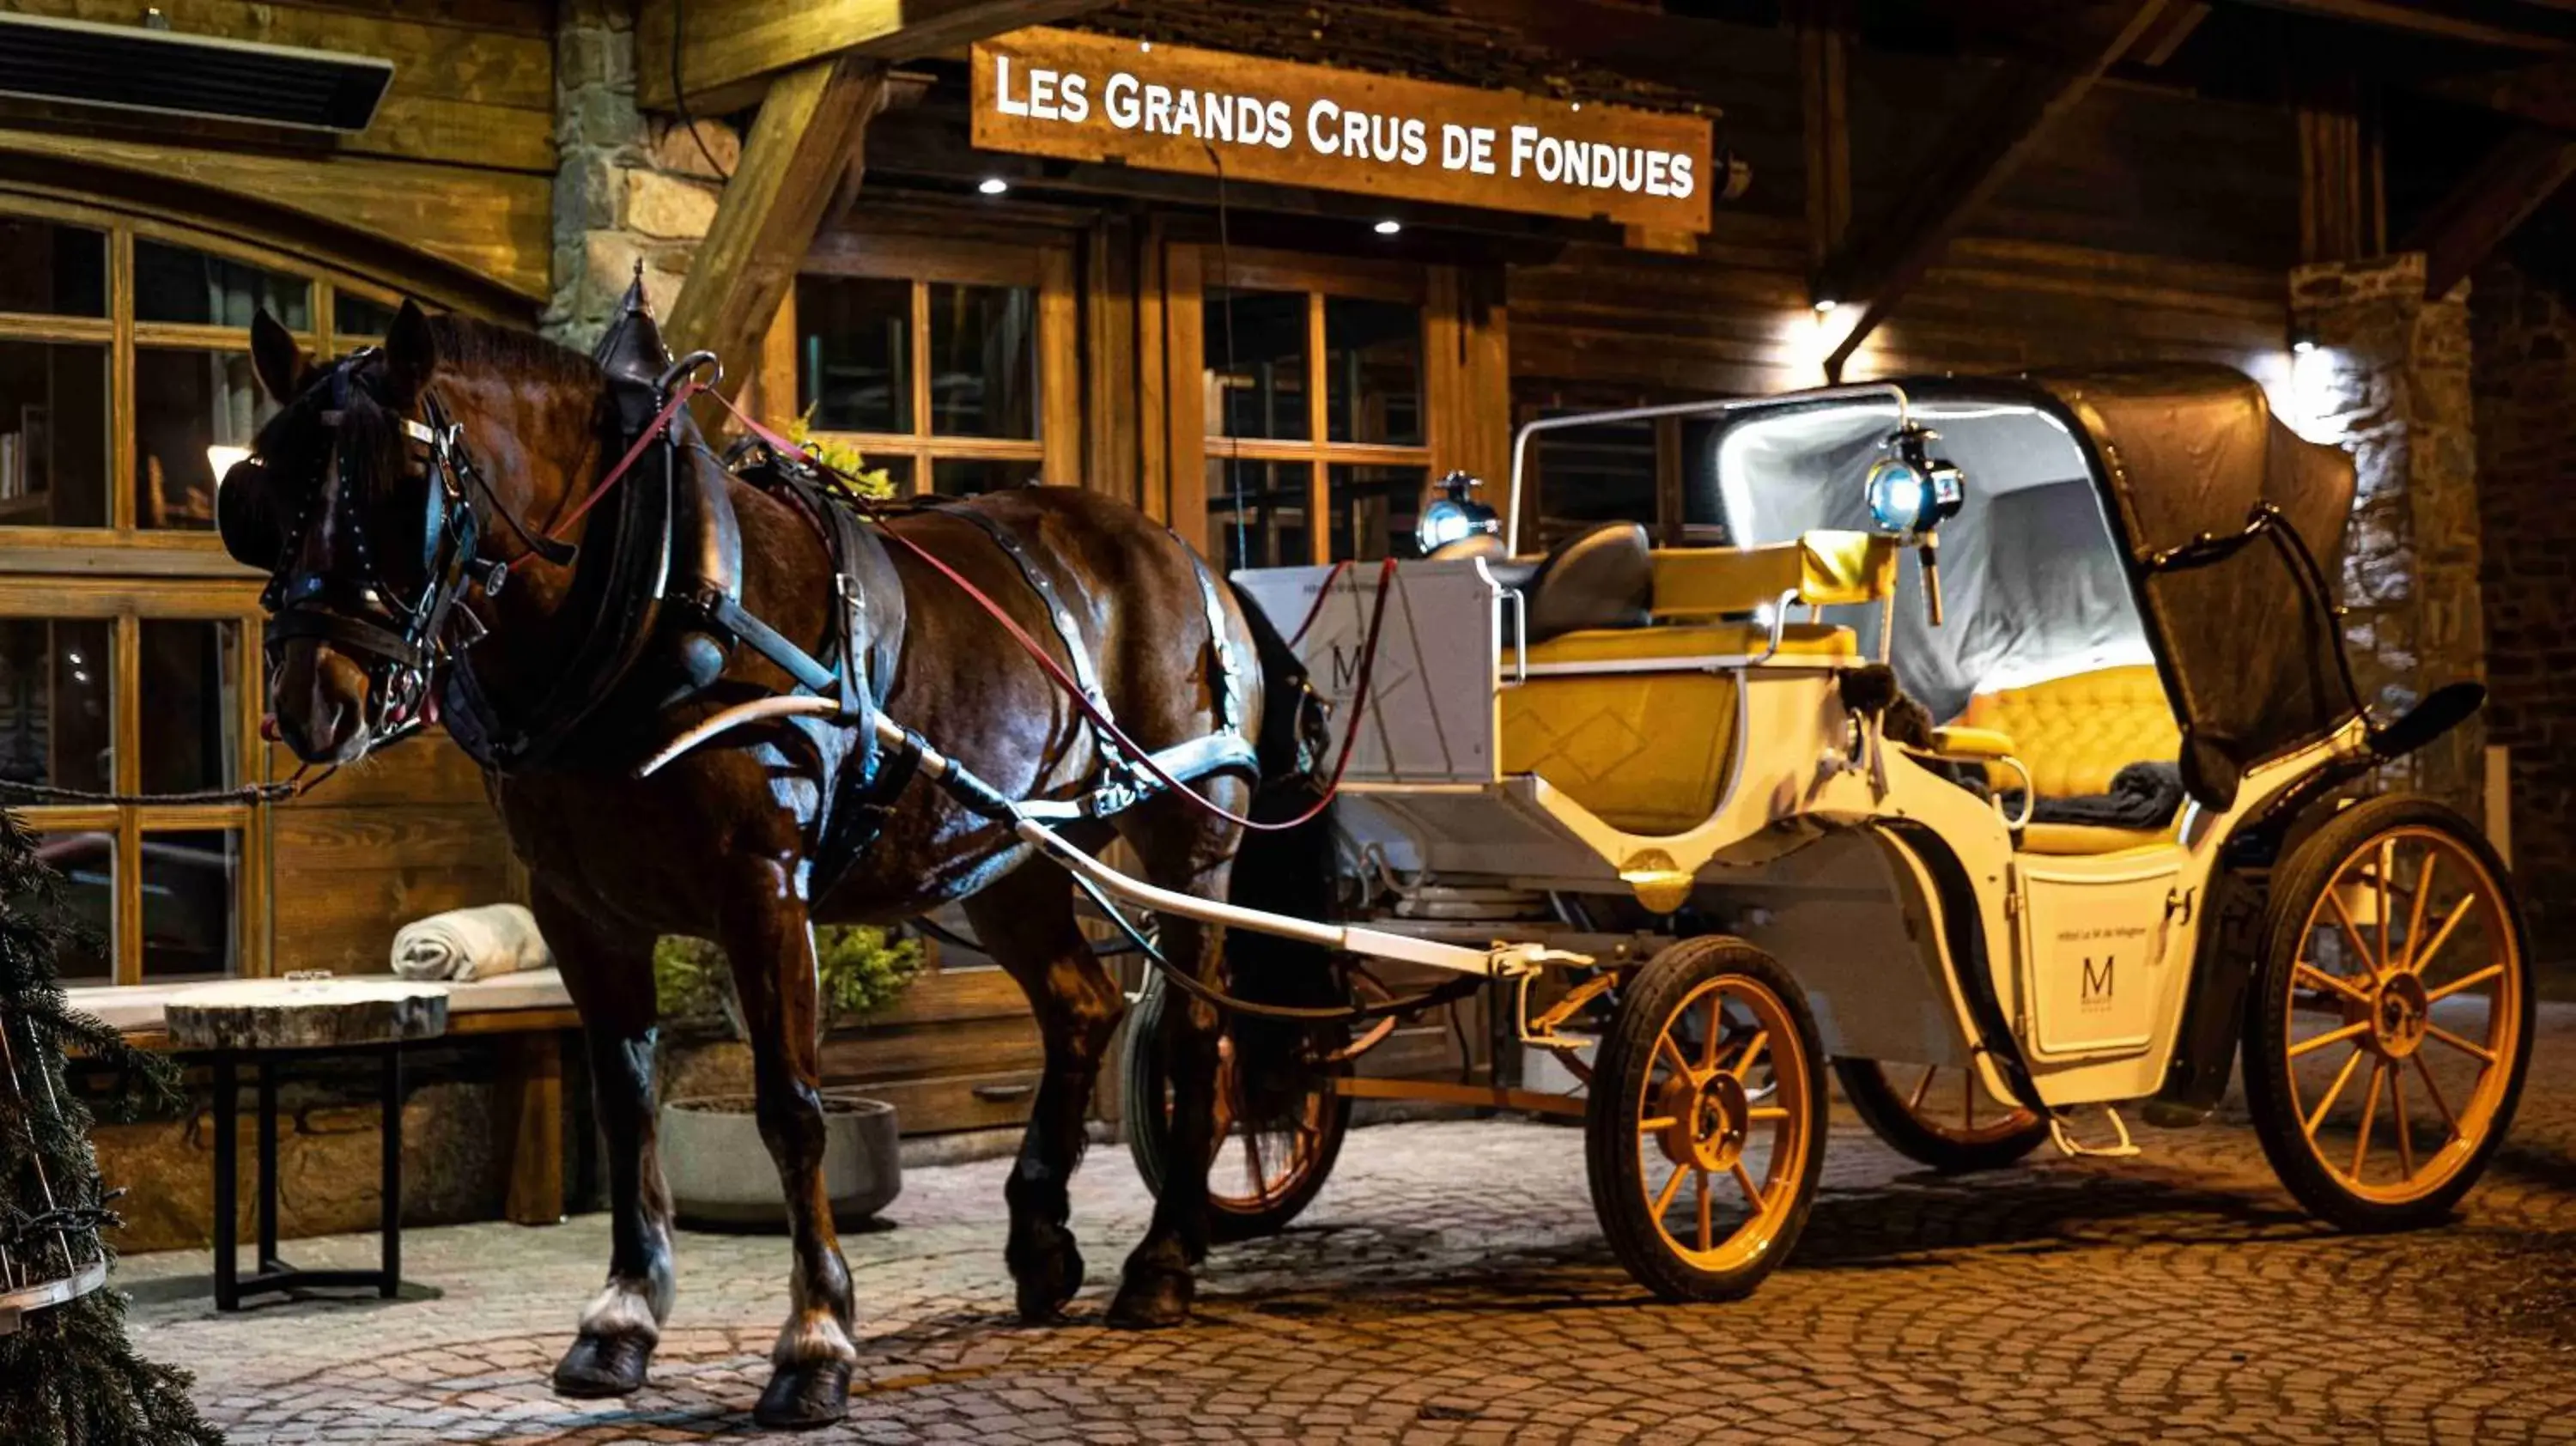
[[234, 301, 1311, 1428]]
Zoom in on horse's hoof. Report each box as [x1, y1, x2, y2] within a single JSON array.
[[551, 1333, 653, 1398], [1103, 1267, 1194, 1330], [1010, 1230, 1086, 1324], [754, 1360, 854, 1430]]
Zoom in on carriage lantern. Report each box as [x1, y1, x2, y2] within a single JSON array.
[[1864, 423, 1965, 625]]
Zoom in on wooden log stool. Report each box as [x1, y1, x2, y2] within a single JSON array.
[[166, 978, 449, 1309]]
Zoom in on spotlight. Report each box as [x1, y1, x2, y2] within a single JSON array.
[[1374, 219, 1402, 235], [978, 177, 1010, 196], [1813, 298, 1839, 315], [2293, 338, 2317, 355]]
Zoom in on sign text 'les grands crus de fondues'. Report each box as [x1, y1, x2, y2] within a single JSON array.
[[970, 28, 1716, 234]]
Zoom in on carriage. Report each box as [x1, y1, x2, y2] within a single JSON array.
[[1109, 364, 2533, 1300]]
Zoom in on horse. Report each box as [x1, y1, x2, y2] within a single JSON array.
[[229, 298, 1327, 1428]]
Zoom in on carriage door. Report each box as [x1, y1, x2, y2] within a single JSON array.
[[2008, 856, 2190, 1068]]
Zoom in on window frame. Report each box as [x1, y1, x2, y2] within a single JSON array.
[[772, 231, 1079, 496], [1167, 245, 1470, 566], [0, 191, 407, 562], [0, 574, 267, 986]]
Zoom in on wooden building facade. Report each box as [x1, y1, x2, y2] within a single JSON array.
[[6, 0, 2576, 1245]]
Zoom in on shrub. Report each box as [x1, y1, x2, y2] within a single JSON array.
[[653, 925, 923, 1039]]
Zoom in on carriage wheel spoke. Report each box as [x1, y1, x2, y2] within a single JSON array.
[[2289, 1020, 2371, 1058], [1963, 1066, 1976, 1129], [1730, 1030, 1770, 1083], [2406, 897, 2474, 980], [1637, 1115, 1677, 1133], [2401, 848, 2439, 974], [1702, 994, 1724, 1070], [2391, 1066, 2415, 1179], [1696, 1170, 1713, 1252], [2426, 963, 2506, 1003], [2294, 963, 2370, 1007], [1656, 1032, 1692, 1080], [1652, 1162, 1690, 1219], [1747, 1105, 1790, 1123], [1907, 1066, 1936, 1111], [2328, 889, 2380, 981], [2303, 1046, 2366, 1141], [2412, 1054, 2459, 1135], [2350, 1060, 2385, 1181], [2376, 839, 2395, 972], [1732, 1160, 1764, 1210], [2426, 1024, 2495, 1064], [1244, 1125, 1270, 1199]]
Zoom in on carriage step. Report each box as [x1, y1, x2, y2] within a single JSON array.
[[2046, 1105, 2140, 1159]]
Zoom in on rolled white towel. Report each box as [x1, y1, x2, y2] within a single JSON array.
[[391, 903, 551, 982]]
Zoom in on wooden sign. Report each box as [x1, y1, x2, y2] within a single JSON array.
[[970, 27, 1716, 233]]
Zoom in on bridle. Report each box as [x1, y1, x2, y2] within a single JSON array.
[[233, 350, 564, 755]]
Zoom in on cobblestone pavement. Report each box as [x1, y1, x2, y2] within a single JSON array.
[[120, 1006, 2576, 1445]]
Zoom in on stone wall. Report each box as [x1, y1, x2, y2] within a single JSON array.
[[2470, 258, 2576, 957], [546, 0, 735, 352], [2289, 253, 2486, 821]]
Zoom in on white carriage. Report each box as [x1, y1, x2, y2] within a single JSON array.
[[1100, 365, 2530, 1299]]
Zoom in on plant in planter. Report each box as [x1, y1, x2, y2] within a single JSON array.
[[653, 926, 923, 1230]]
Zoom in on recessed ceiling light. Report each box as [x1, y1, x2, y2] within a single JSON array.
[[978, 177, 1010, 196], [1374, 219, 1402, 235]]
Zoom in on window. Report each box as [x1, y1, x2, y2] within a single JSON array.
[[0, 193, 410, 986], [785, 233, 1075, 499], [1515, 385, 1706, 549], [0, 197, 405, 539], [1176, 249, 1455, 570]]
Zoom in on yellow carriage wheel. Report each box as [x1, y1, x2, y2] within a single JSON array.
[[1586, 937, 1826, 1301], [2243, 796, 2533, 1232], [1834, 1057, 2050, 1174]]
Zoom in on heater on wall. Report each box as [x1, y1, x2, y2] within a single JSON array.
[[0, 13, 392, 134]]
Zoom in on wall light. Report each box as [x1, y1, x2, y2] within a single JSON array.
[[1812, 298, 1840, 316], [1373, 219, 1402, 235], [977, 177, 1011, 196], [2292, 338, 2317, 355]]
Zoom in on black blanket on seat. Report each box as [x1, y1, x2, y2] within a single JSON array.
[[2006, 762, 2188, 830]]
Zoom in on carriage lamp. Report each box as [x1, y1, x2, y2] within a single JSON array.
[[1417, 470, 1501, 555], [1866, 425, 1965, 627]]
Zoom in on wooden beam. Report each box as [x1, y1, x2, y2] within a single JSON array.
[[2298, 92, 2373, 264], [637, 0, 1103, 112], [1796, 0, 1853, 277], [666, 58, 889, 402], [2224, 0, 2573, 53], [2135, 1, 2212, 64], [2403, 125, 2576, 299], [1818, 0, 2175, 381], [1438, 0, 1763, 99]]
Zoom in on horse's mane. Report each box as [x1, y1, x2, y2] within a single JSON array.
[[425, 313, 601, 389]]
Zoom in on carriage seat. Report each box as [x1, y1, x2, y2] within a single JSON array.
[[1952, 665, 2185, 855], [1479, 523, 1655, 644]]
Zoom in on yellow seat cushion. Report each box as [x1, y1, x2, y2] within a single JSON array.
[[1959, 665, 2179, 799], [1923, 725, 2014, 760], [1525, 622, 1855, 669], [2017, 821, 2182, 856], [1649, 532, 1899, 620]]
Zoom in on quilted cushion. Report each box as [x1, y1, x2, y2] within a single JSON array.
[[1959, 665, 2181, 799]]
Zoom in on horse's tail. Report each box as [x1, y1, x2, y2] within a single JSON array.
[[1220, 580, 1349, 1127]]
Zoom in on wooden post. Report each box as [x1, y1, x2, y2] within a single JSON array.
[[665, 57, 889, 404], [1796, 0, 1852, 283], [499, 1031, 566, 1226]]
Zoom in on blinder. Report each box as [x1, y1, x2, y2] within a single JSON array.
[[245, 348, 495, 749]]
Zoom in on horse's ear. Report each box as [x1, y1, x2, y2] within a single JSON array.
[[249, 308, 310, 404], [383, 298, 439, 404]]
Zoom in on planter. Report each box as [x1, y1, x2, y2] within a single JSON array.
[[659, 1091, 902, 1230]]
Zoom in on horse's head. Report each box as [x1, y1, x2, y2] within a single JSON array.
[[228, 299, 465, 764]]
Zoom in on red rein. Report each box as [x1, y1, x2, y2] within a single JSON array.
[[562, 381, 1400, 835]]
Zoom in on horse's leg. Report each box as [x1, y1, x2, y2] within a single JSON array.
[[1104, 803, 1240, 1330], [714, 866, 859, 1429], [961, 860, 1126, 1323], [537, 890, 674, 1398]]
